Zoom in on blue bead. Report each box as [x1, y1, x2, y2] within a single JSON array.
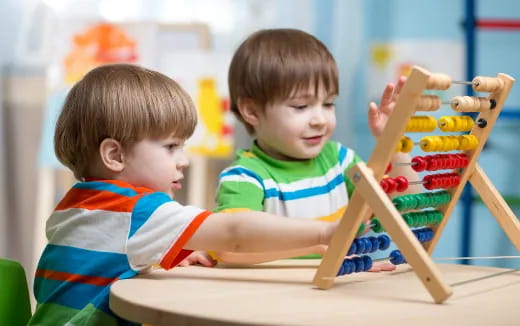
[[426, 230, 434, 241], [389, 249, 404, 265], [369, 236, 379, 253], [353, 257, 365, 273], [355, 238, 365, 255], [347, 241, 357, 256], [362, 238, 372, 254], [378, 234, 391, 250], [345, 261, 355, 274], [337, 264, 345, 276], [362, 255, 373, 271]]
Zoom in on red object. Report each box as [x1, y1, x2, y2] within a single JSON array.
[[476, 19, 520, 30], [386, 178, 397, 193], [412, 156, 427, 172], [385, 163, 392, 174], [426, 155, 438, 171], [395, 176, 409, 192], [380, 179, 389, 193], [423, 175, 435, 190]]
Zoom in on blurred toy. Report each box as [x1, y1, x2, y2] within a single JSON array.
[[63, 23, 138, 84], [189, 77, 233, 157]]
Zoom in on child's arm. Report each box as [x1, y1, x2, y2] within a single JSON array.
[[184, 211, 335, 253], [213, 245, 327, 265]]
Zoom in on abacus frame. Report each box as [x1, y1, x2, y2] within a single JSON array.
[[312, 66, 519, 303]]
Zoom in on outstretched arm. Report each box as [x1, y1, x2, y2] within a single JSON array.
[[184, 211, 336, 254]]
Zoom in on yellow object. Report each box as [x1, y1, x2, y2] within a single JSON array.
[[189, 78, 233, 157]]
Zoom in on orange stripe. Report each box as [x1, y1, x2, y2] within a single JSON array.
[[160, 210, 212, 269], [35, 269, 115, 286], [56, 188, 143, 212]]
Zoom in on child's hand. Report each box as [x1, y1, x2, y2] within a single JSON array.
[[367, 261, 396, 272], [368, 76, 407, 137], [178, 251, 217, 267]]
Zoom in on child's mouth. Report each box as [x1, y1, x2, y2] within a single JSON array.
[[304, 135, 323, 144]]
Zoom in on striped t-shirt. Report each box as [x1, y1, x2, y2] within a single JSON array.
[[29, 179, 210, 326], [215, 141, 362, 222]]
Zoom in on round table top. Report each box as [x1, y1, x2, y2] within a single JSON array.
[[110, 260, 520, 326]]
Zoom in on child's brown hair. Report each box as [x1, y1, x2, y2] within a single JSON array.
[[54, 63, 197, 179], [228, 28, 339, 134]]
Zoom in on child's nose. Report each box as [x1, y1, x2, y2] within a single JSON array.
[[176, 152, 190, 169], [310, 108, 326, 125]]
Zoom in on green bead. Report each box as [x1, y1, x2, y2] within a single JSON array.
[[357, 222, 365, 236], [402, 213, 413, 226], [371, 218, 384, 233]]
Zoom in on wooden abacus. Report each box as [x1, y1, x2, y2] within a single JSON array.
[[313, 66, 519, 303]]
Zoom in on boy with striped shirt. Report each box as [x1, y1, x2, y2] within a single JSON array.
[[29, 64, 340, 326], [210, 29, 419, 265]]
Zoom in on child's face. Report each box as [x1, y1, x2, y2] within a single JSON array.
[[120, 135, 189, 198], [255, 84, 336, 161]]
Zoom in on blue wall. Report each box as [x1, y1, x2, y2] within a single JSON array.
[[326, 0, 520, 267]]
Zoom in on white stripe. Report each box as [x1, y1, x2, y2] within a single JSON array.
[[263, 163, 344, 194], [264, 185, 348, 219], [46, 208, 130, 254], [340, 146, 356, 171], [218, 173, 263, 190], [127, 202, 205, 270]]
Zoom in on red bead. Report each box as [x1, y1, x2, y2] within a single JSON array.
[[395, 176, 409, 192], [385, 163, 392, 174], [412, 156, 427, 172], [380, 179, 389, 193], [386, 178, 397, 193], [423, 175, 435, 190], [427, 156, 438, 171]]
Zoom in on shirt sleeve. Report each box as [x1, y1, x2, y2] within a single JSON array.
[[126, 192, 211, 271], [214, 165, 266, 212]]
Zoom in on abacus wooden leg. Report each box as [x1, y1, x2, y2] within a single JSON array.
[[469, 164, 520, 251], [350, 163, 452, 303], [312, 190, 371, 290]]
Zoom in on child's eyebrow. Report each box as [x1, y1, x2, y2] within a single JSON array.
[[289, 92, 338, 100]]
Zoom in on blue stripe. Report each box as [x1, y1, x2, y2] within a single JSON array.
[[220, 167, 264, 188], [34, 277, 109, 311], [338, 145, 348, 166], [130, 192, 171, 238], [73, 181, 137, 197], [38, 244, 131, 278], [265, 173, 345, 201]]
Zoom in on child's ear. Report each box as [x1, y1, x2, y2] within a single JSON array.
[[99, 138, 125, 172], [237, 98, 261, 126]]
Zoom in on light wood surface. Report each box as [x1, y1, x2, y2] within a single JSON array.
[[110, 260, 520, 326]]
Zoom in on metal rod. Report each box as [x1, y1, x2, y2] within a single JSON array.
[[450, 268, 519, 287]]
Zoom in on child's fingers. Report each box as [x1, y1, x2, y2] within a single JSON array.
[[376, 262, 396, 271], [393, 77, 405, 99], [368, 101, 378, 115], [198, 256, 217, 267], [367, 265, 382, 272], [380, 83, 395, 107]]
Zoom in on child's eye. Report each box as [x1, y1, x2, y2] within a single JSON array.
[[324, 102, 335, 108], [290, 105, 307, 110], [165, 143, 181, 151]]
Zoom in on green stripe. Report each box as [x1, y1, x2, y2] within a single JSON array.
[[29, 303, 122, 326]]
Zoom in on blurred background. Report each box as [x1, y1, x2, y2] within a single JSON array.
[[1, 0, 520, 303]]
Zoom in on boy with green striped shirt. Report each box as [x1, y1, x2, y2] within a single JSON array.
[[191, 28, 419, 267]]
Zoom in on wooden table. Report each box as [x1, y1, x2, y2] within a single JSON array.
[[110, 260, 520, 326]]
